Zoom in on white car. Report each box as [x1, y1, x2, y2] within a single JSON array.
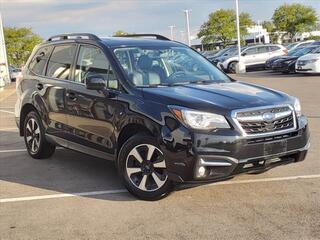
[[219, 44, 287, 73], [295, 48, 320, 73]]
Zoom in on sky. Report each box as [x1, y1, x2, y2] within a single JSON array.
[[1, 0, 319, 43]]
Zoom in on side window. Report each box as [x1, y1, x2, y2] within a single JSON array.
[[270, 46, 280, 51], [29, 46, 53, 75], [244, 47, 257, 55], [257, 46, 269, 53], [46, 45, 76, 80], [75, 45, 118, 89]]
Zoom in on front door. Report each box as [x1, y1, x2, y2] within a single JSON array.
[[65, 44, 120, 158]]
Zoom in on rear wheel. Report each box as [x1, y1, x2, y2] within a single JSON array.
[[23, 111, 55, 159], [117, 134, 172, 200]]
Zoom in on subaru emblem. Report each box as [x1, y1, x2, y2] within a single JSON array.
[[262, 112, 275, 122]]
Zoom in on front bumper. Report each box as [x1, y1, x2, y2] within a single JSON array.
[[162, 116, 310, 183], [295, 62, 320, 73]]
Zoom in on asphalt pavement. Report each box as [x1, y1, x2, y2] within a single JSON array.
[[0, 71, 319, 240]]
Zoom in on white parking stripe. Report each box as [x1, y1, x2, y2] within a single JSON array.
[[0, 128, 18, 131], [0, 149, 27, 153], [0, 109, 15, 115], [0, 189, 128, 203], [1, 174, 319, 203]]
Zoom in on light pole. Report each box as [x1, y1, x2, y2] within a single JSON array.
[[183, 9, 191, 46], [0, 12, 9, 87], [235, 0, 245, 73], [168, 25, 176, 40]]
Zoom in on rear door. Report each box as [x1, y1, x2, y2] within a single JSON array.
[[255, 46, 270, 64], [242, 47, 258, 66], [43, 44, 77, 142], [64, 44, 121, 158]]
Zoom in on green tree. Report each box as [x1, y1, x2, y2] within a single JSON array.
[[272, 3, 318, 41], [113, 30, 129, 37], [262, 21, 275, 33], [197, 9, 253, 47], [4, 27, 42, 67]]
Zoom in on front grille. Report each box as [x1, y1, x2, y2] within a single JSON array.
[[235, 106, 296, 135], [247, 131, 298, 144]]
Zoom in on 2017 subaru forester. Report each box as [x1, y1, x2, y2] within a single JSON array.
[[16, 33, 310, 200]]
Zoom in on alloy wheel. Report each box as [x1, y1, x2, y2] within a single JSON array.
[[25, 118, 41, 154], [126, 144, 168, 192]]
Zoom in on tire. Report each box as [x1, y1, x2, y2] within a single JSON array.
[[117, 134, 172, 200], [23, 111, 56, 159], [228, 61, 238, 73]]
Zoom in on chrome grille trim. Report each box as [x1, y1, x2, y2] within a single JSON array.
[[231, 104, 297, 138]]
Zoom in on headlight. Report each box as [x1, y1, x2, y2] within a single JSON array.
[[293, 98, 302, 117], [169, 107, 230, 130]]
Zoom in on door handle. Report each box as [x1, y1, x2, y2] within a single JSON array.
[[36, 83, 43, 90], [66, 92, 77, 101]]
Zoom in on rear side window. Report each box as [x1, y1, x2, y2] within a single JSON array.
[[46, 45, 77, 80], [257, 46, 269, 53], [29, 46, 53, 75], [270, 46, 280, 51]]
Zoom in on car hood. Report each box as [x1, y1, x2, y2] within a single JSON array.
[[142, 82, 291, 113], [298, 53, 320, 60], [276, 56, 299, 62]]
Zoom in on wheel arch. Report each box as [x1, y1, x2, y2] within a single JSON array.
[[19, 103, 39, 136], [117, 123, 153, 155]]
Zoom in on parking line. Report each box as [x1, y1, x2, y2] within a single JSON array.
[[0, 109, 15, 115], [0, 128, 18, 131], [1, 174, 319, 203]]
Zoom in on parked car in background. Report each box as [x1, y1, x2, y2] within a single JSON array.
[[208, 45, 237, 64], [219, 44, 287, 73], [271, 46, 320, 73], [265, 47, 302, 70], [9, 66, 22, 81], [286, 40, 314, 51], [296, 47, 320, 73]]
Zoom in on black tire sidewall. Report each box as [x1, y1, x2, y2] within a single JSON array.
[[228, 61, 237, 73], [23, 111, 50, 158], [117, 134, 172, 201]]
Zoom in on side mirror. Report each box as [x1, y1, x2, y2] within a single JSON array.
[[241, 52, 247, 56], [85, 75, 106, 90]]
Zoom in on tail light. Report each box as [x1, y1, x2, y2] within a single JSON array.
[[283, 49, 288, 55]]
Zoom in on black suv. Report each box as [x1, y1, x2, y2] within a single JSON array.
[[16, 33, 310, 200]]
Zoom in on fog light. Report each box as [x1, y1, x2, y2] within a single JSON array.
[[198, 166, 206, 177]]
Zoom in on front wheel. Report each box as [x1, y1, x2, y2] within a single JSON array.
[[117, 135, 172, 200], [228, 61, 238, 73]]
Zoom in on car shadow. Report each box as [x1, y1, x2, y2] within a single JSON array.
[[0, 130, 138, 202]]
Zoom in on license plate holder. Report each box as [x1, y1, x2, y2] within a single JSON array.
[[264, 139, 287, 156]]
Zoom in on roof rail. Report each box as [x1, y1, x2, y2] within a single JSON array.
[[120, 34, 170, 41], [47, 33, 100, 42]]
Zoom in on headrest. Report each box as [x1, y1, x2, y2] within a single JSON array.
[[137, 55, 152, 71]]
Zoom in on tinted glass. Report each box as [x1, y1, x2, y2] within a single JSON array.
[[244, 47, 257, 55], [46, 45, 76, 80], [114, 46, 230, 87], [270, 46, 280, 51], [29, 46, 53, 75], [257, 46, 269, 53], [75, 46, 118, 89]]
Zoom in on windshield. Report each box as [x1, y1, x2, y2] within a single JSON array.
[[293, 47, 317, 57], [287, 43, 297, 50], [114, 46, 230, 87]]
